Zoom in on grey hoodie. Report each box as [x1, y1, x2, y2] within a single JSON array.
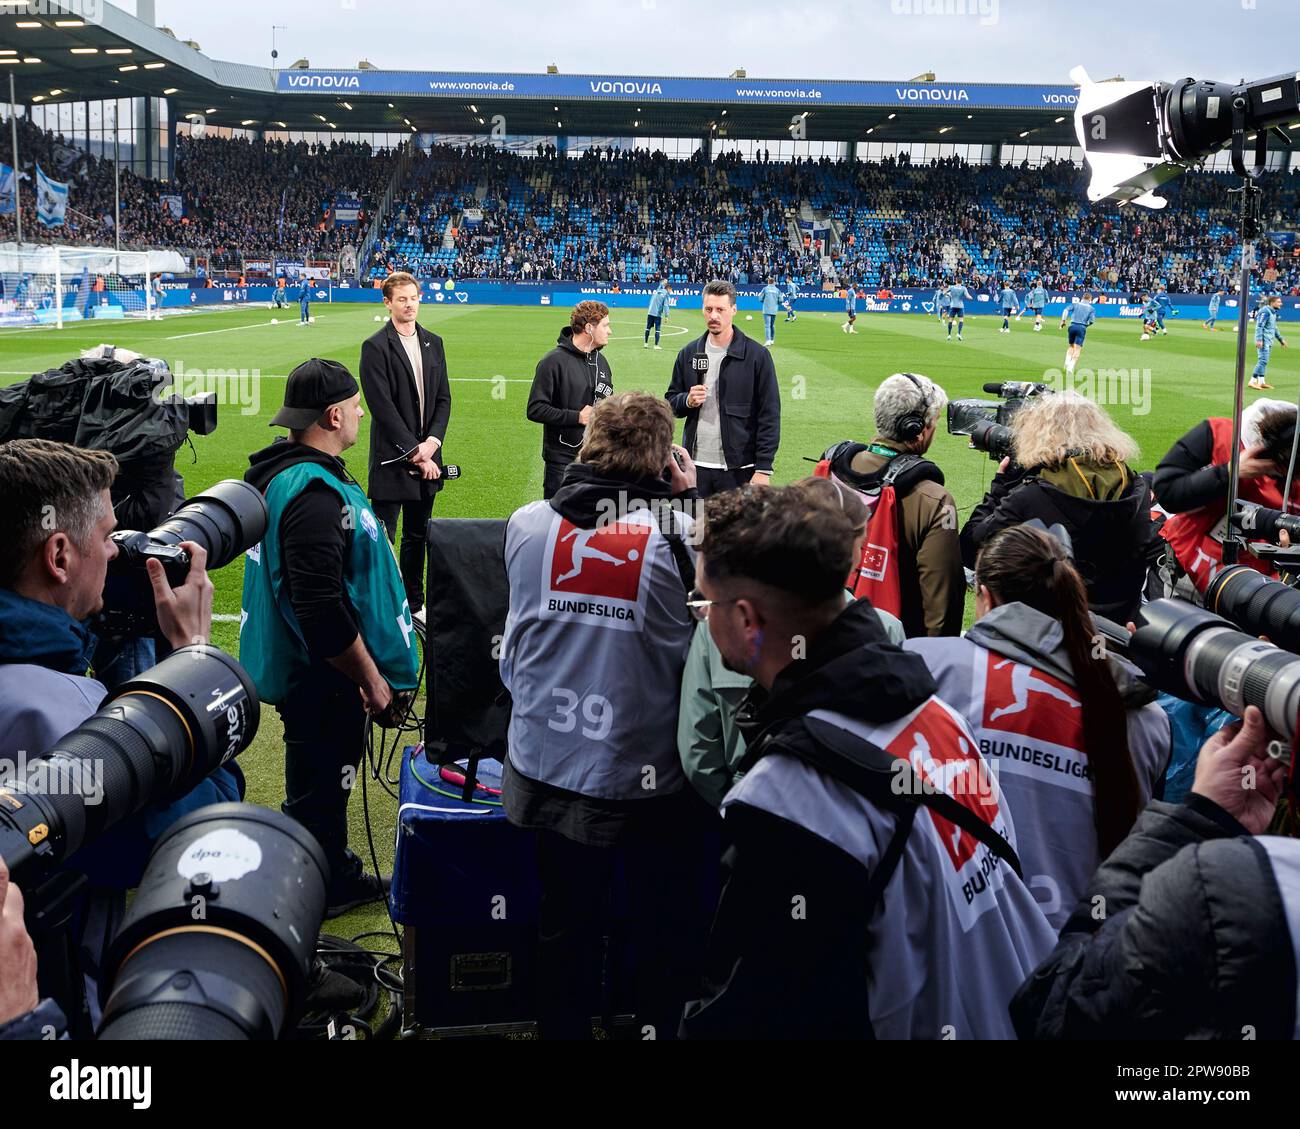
[[906, 602, 1171, 930]]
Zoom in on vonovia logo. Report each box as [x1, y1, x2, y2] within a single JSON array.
[[540, 515, 652, 631], [360, 508, 380, 542]]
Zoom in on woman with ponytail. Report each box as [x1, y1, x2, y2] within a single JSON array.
[[905, 523, 1171, 930]]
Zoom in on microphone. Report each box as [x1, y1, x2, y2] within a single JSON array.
[[983, 381, 1053, 399]]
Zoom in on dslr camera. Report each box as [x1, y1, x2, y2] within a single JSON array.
[[99, 479, 269, 639]]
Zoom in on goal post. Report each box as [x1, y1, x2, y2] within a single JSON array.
[[0, 245, 162, 327]]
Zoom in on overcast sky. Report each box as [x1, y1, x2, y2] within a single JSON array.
[[142, 0, 1298, 85]]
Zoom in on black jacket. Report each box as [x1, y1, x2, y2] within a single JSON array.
[[960, 463, 1158, 622], [1011, 797, 1298, 1040], [681, 600, 940, 1039], [1152, 420, 1233, 514], [359, 320, 452, 503], [245, 438, 361, 662], [665, 327, 780, 475], [526, 326, 614, 464]]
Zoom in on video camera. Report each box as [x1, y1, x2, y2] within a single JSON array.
[[99, 479, 268, 639], [946, 381, 1053, 461]]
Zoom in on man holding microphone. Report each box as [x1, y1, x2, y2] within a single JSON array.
[[666, 279, 780, 498], [360, 271, 452, 622]]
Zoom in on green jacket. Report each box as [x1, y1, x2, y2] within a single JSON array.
[[677, 599, 905, 808], [239, 460, 420, 703]]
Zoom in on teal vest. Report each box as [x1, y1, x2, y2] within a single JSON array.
[[239, 461, 420, 703]]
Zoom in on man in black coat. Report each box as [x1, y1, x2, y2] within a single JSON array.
[[359, 271, 452, 617], [665, 279, 780, 498]]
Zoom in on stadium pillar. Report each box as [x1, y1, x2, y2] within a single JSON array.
[[556, 134, 568, 157], [167, 102, 178, 182]]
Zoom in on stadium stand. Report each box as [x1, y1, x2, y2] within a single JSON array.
[[0, 118, 392, 270], [5, 116, 1300, 294]]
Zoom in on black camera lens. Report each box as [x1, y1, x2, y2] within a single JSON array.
[[149, 479, 268, 571], [0, 646, 259, 891], [1205, 564, 1300, 654], [99, 480, 268, 638], [98, 804, 328, 1041], [1130, 597, 1300, 742]]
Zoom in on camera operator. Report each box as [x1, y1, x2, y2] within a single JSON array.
[[905, 524, 1171, 930], [0, 437, 226, 1035], [960, 391, 1156, 622], [241, 359, 420, 918], [1153, 398, 1300, 592], [680, 484, 1055, 1039], [0, 858, 65, 1040], [1011, 705, 1297, 1039], [500, 391, 712, 1040], [817, 373, 963, 637]]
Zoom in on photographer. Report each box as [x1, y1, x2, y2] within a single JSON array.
[[1011, 706, 1296, 1039], [960, 391, 1155, 622], [0, 438, 227, 1035], [242, 359, 421, 918], [817, 373, 963, 637], [1154, 399, 1300, 592], [906, 524, 1171, 930], [500, 391, 712, 1040], [681, 484, 1055, 1039]]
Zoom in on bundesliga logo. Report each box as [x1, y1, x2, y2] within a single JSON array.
[[541, 517, 652, 631]]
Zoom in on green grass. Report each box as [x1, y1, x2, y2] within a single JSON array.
[[0, 300, 1289, 951]]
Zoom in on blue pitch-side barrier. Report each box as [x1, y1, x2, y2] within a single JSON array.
[[119, 282, 1300, 322]]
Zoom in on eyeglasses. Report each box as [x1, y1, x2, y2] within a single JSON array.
[[686, 588, 739, 622]]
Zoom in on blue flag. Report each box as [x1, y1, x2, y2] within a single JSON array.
[[35, 164, 68, 227], [0, 163, 13, 216]]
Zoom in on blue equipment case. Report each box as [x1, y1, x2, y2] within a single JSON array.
[[391, 746, 543, 1036]]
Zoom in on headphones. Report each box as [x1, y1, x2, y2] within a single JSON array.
[[893, 372, 931, 443]]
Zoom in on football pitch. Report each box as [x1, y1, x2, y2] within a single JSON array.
[[0, 299, 1290, 948]]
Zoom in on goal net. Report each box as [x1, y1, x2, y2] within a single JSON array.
[[0, 245, 161, 328]]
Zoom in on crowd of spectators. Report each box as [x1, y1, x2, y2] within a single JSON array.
[[5, 116, 1300, 294], [0, 119, 389, 271]]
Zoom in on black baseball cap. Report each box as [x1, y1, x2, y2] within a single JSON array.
[[270, 358, 360, 429]]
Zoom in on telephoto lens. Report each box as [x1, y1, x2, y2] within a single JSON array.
[[1235, 502, 1300, 547], [0, 646, 260, 893], [1129, 598, 1300, 744], [98, 804, 328, 1041], [100, 479, 268, 637], [147, 479, 269, 571], [1205, 564, 1300, 655]]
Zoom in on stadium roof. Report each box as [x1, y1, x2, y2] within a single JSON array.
[[7, 1, 1084, 145]]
